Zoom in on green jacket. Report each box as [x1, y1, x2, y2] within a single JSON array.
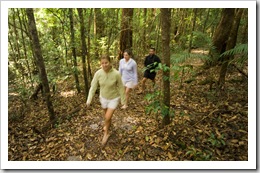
[[87, 67, 126, 105]]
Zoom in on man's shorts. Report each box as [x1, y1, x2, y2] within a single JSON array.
[[99, 96, 120, 109], [144, 70, 156, 80]]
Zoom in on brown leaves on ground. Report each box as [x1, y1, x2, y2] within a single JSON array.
[[8, 61, 248, 161]]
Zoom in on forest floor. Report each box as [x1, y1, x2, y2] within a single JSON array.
[[8, 53, 248, 161]]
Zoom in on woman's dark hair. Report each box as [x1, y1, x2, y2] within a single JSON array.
[[101, 54, 111, 62], [124, 49, 133, 57]]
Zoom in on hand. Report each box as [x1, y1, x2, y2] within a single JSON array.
[[86, 102, 90, 108]]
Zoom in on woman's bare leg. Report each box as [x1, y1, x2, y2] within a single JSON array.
[[122, 87, 131, 109], [102, 108, 115, 146]]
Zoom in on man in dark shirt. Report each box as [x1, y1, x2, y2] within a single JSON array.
[[137, 48, 161, 94]]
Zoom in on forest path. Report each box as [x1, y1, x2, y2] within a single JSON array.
[[8, 56, 248, 161]]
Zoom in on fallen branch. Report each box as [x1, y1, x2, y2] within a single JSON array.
[[192, 108, 219, 127], [232, 64, 248, 78]]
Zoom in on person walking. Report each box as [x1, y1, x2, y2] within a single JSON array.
[[119, 49, 138, 109], [86, 55, 126, 146], [137, 48, 161, 94]]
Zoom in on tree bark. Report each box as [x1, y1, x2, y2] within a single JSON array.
[[69, 8, 81, 93], [93, 8, 104, 59], [87, 9, 93, 81], [218, 8, 244, 88], [207, 8, 235, 66], [160, 8, 171, 126], [17, 8, 33, 88], [119, 8, 134, 59], [26, 8, 56, 122], [77, 8, 89, 100]]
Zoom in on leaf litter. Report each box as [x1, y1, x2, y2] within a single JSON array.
[[8, 60, 248, 161]]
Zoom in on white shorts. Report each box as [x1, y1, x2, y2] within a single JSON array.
[[122, 80, 136, 89], [99, 96, 120, 109]]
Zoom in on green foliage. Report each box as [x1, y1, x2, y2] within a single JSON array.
[[207, 132, 226, 148], [191, 31, 212, 48], [220, 44, 248, 58], [144, 90, 175, 118], [144, 62, 174, 118], [185, 146, 213, 161], [220, 43, 248, 67]]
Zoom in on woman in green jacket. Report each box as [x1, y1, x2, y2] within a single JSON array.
[[86, 55, 126, 146]]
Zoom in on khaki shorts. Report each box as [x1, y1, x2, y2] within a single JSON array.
[[99, 96, 120, 109], [122, 80, 136, 89]]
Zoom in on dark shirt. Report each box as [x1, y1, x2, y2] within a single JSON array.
[[144, 54, 161, 72]]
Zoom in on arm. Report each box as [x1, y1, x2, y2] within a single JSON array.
[[133, 61, 138, 86], [86, 71, 99, 105], [119, 59, 123, 76], [117, 73, 126, 105]]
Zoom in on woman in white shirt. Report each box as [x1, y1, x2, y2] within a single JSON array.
[[119, 49, 138, 109]]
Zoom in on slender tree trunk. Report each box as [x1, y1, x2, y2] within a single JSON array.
[[26, 8, 56, 122], [17, 9, 33, 88], [119, 8, 134, 59], [218, 8, 244, 88], [160, 8, 171, 126], [188, 8, 198, 53], [87, 9, 93, 81], [77, 8, 89, 100], [12, 9, 26, 85], [69, 8, 81, 93], [241, 10, 248, 44], [93, 8, 104, 59]]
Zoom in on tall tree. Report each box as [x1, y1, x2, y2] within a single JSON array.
[[93, 8, 104, 59], [86, 9, 93, 80], [17, 8, 33, 88], [207, 8, 235, 66], [119, 8, 134, 59], [160, 8, 171, 126], [77, 8, 89, 100], [26, 8, 56, 122], [218, 8, 244, 88], [69, 8, 81, 93]]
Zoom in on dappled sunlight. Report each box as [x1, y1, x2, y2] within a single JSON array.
[[60, 90, 76, 98]]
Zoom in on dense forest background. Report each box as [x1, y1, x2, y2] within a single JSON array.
[[8, 8, 248, 161]]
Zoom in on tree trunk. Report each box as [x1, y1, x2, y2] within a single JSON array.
[[241, 9, 248, 44], [207, 8, 235, 66], [26, 8, 56, 122], [17, 8, 33, 88], [87, 9, 93, 81], [93, 8, 104, 59], [77, 8, 89, 100], [218, 8, 244, 88], [119, 8, 134, 59], [188, 8, 198, 53], [160, 8, 171, 126], [12, 9, 26, 85], [69, 8, 81, 93]]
